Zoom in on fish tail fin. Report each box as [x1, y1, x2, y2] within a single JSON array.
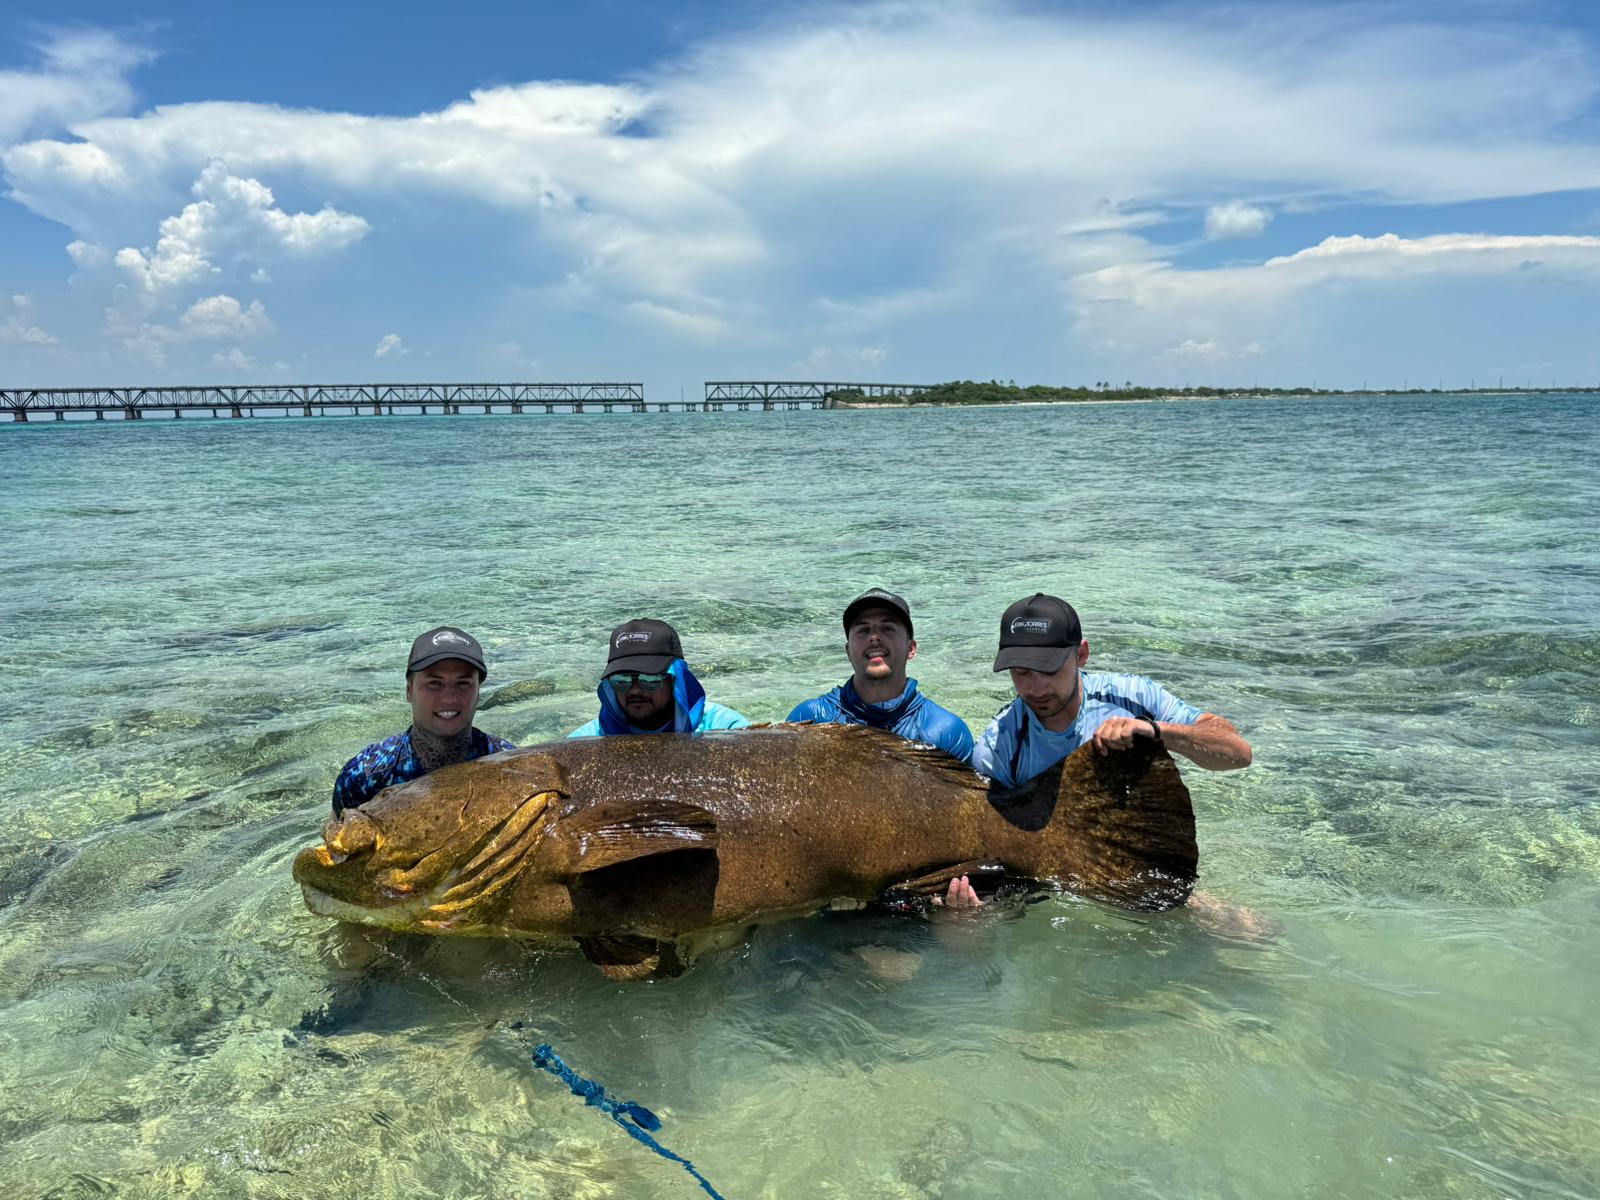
[[1057, 741, 1197, 911]]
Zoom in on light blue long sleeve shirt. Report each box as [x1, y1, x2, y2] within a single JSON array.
[[971, 670, 1204, 789]]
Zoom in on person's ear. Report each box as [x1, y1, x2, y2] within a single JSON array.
[[405, 676, 414, 701], [1077, 640, 1090, 668], [907, 639, 918, 661]]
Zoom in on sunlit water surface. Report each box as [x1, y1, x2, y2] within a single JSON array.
[[0, 394, 1595, 1199]]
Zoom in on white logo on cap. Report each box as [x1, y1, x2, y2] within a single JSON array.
[[615, 632, 653, 648], [1010, 617, 1052, 635], [432, 630, 473, 647]]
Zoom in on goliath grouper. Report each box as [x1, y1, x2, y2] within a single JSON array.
[[293, 724, 1196, 979]]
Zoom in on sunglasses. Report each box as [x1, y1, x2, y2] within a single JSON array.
[[609, 671, 671, 693]]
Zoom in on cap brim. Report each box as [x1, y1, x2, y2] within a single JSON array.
[[992, 645, 1071, 673], [842, 600, 913, 638], [409, 652, 486, 674], [605, 654, 676, 676]]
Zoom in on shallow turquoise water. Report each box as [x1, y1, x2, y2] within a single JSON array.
[[0, 394, 1596, 1198]]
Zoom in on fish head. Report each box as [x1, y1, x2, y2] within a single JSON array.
[[293, 750, 566, 934]]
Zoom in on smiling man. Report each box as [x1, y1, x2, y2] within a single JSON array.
[[787, 588, 973, 762], [568, 618, 750, 737], [331, 626, 515, 815]]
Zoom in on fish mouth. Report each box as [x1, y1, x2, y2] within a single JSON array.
[[294, 789, 559, 932]]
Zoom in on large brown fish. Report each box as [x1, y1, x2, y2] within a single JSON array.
[[293, 724, 1196, 979]]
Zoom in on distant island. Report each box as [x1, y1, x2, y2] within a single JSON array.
[[822, 381, 1599, 407]]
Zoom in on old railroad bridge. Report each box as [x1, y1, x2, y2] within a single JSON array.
[[0, 381, 935, 423]]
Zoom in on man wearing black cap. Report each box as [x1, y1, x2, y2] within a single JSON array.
[[786, 588, 974, 762], [972, 593, 1251, 791], [331, 626, 516, 814], [568, 618, 750, 737]]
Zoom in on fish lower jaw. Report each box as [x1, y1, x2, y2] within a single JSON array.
[[298, 882, 567, 943], [299, 884, 438, 931]]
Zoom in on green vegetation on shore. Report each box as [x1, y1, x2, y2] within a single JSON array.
[[823, 380, 1600, 406]]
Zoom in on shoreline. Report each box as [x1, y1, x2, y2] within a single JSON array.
[[832, 388, 1593, 410]]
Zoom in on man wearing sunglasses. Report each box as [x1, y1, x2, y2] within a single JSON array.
[[786, 588, 973, 763], [568, 618, 750, 738]]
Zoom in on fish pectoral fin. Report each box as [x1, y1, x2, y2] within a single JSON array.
[[888, 861, 1008, 895], [883, 861, 1045, 905], [575, 935, 686, 981], [551, 800, 719, 876]]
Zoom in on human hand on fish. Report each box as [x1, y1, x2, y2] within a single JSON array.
[[931, 875, 983, 909], [1091, 716, 1161, 755]]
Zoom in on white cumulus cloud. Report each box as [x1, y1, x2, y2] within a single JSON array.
[[1, 321, 59, 345], [211, 347, 258, 371], [66, 239, 107, 267], [114, 162, 368, 299], [1071, 232, 1600, 367], [1161, 338, 1265, 363], [1, 293, 60, 345], [178, 294, 272, 339], [1205, 201, 1272, 240], [374, 333, 408, 358]]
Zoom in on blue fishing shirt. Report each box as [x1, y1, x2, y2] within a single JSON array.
[[787, 678, 974, 764], [971, 670, 1204, 789], [567, 659, 751, 738], [332, 726, 516, 815]]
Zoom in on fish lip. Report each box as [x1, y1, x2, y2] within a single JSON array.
[[299, 879, 434, 925], [296, 787, 557, 928]]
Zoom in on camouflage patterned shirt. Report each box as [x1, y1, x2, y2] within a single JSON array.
[[332, 727, 515, 814]]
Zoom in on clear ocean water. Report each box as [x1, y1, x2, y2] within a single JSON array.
[[0, 393, 1595, 1199]]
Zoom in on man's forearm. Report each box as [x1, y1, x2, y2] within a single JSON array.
[[1157, 713, 1252, 770]]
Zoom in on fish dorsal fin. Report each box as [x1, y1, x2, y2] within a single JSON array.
[[810, 723, 985, 781], [547, 799, 719, 876]]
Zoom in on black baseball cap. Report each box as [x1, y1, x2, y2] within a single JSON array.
[[604, 618, 683, 676], [408, 626, 487, 676], [992, 594, 1082, 673], [842, 588, 914, 638]]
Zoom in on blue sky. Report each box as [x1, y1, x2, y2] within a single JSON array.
[[4, 0, 1600, 393]]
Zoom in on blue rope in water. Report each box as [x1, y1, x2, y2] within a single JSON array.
[[530, 1042, 730, 1200]]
